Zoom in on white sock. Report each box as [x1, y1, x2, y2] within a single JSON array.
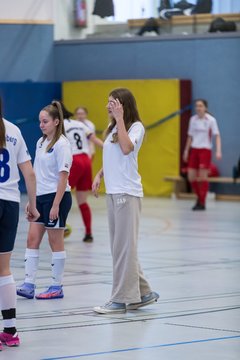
[[51, 251, 66, 286], [24, 248, 39, 284], [0, 275, 16, 329]]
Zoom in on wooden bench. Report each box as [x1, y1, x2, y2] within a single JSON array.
[[164, 176, 240, 201], [128, 13, 240, 28]]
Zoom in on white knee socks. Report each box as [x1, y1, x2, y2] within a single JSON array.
[[51, 251, 66, 286], [25, 248, 39, 284], [24, 249, 66, 286], [0, 275, 16, 330]]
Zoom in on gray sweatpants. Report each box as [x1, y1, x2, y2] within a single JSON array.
[[106, 194, 152, 304]]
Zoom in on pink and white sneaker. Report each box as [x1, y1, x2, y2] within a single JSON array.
[[35, 285, 64, 300], [0, 340, 3, 351], [0, 332, 20, 347]]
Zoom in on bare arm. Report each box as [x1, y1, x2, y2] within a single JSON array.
[[183, 136, 192, 162], [49, 171, 69, 221], [116, 119, 134, 155], [109, 98, 133, 155], [18, 160, 39, 221], [89, 133, 103, 148], [92, 168, 103, 198], [97, 168, 104, 179], [215, 134, 222, 160]]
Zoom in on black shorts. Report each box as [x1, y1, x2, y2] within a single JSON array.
[[36, 192, 72, 229], [0, 199, 19, 253]]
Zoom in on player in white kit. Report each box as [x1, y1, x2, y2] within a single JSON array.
[[64, 110, 103, 242], [183, 99, 222, 210], [17, 101, 72, 300], [0, 97, 39, 350], [75, 106, 96, 159]]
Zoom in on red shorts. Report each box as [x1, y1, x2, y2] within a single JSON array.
[[69, 153, 92, 191], [188, 148, 211, 170]]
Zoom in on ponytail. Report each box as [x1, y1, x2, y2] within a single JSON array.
[[41, 100, 66, 152], [0, 97, 6, 149], [51, 100, 66, 137]]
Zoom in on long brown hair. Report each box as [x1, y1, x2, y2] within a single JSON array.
[[41, 100, 65, 152], [104, 88, 142, 142], [0, 97, 6, 149]]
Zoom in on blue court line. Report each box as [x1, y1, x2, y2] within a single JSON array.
[[42, 335, 240, 360]]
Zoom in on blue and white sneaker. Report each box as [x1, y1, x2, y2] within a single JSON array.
[[16, 282, 35, 299], [93, 301, 126, 314], [127, 291, 159, 310], [35, 285, 64, 300]]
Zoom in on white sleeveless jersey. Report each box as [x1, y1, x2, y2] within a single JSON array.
[[0, 119, 31, 202]]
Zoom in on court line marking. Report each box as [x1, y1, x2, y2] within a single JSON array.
[[19, 305, 240, 332], [42, 335, 240, 360], [165, 322, 240, 334]]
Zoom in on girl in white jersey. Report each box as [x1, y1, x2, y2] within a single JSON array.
[[0, 97, 39, 350], [75, 106, 96, 159], [60, 102, 103, 243], [183, 99, 222, 210], [17, 101, 72, 300], [92, 88, 159, 314]]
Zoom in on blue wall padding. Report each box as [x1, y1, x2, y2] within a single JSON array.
[[0, 82, 62, 191], [0, 24, 54, 82]]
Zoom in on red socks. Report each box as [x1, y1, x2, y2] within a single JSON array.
[[198, 181, 209, 206], [79, 203, 92, 235], [191, 180, 200, 198], [191, 180, 208, 205]]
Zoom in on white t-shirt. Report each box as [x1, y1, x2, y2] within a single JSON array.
[[34, 135, 72, 196], [103, 122, 145, 197], [188, 114, 220, 149], [83, 119, 96, 157], [0, 119, 31, 203], [64, 119, 93, 156]]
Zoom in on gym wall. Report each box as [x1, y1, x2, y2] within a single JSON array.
[[0, 24, 54, 82], [0, 22, 239, 194], [55, 34, 240, 180], [63, 79, 191, 196], [0, 82, 61, 191]]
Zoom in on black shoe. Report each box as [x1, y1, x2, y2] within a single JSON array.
[[192, 203, 206, 211], [83, 234, 93, 243], [192, 202, 199, 210]]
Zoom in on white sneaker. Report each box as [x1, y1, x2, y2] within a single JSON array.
[[93, 301, 126, 314]]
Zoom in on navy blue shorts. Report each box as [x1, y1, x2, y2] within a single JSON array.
[[36, 192, 72, 229], [0, 199, 19, 253]]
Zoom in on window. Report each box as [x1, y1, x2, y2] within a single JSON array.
[[108, 0, 240, 23], [109, 0, 156, 22]]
